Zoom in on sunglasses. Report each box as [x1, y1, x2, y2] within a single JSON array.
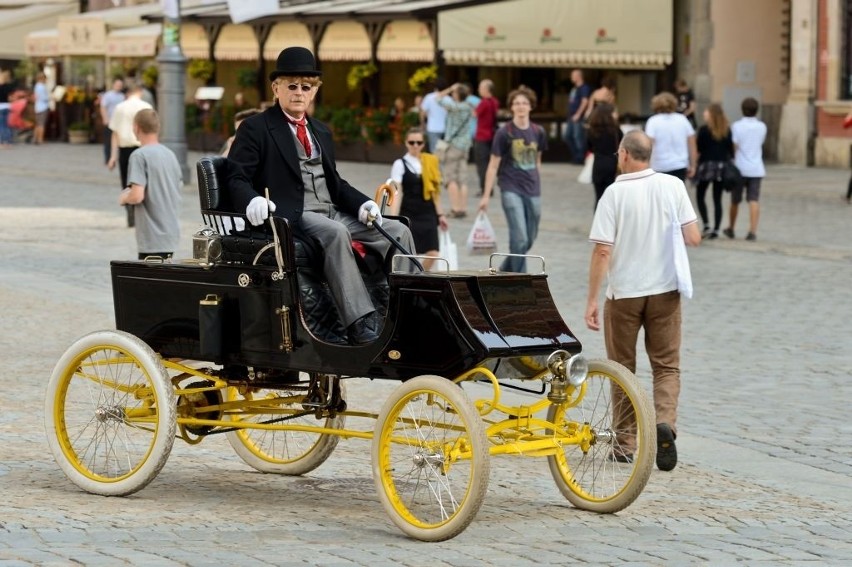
[[406, 140, 424, 146], [285, 83, 313, 92]]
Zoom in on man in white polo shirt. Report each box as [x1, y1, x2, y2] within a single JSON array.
[[724, 97, 767, 241], [107, 80, 152, 227], [585, 130, 701, 472]]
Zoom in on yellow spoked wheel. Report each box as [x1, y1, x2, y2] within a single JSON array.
[[44, 330, 176, 496], [225, 383, 345, 475], [372, 375, 490, 542], [547, 359, 655, 513]]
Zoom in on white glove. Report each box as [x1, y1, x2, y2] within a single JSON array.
[[358, 200, 382, 227], [246, 196, 276, 226]]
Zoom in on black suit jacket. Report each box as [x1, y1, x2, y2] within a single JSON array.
[[226, 104, 369, 234]]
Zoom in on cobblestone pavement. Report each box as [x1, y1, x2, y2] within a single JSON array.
[[1, 143, 850, 566]]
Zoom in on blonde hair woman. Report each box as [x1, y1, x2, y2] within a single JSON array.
[[644, 91, 697, 181]]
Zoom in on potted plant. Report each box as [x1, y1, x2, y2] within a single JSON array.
[[346, 62, 378, 92], [68, 121, 90, 144], [188, 59, 215, 83], [408, 64, 437, 93], [142, 65, 159, 91]]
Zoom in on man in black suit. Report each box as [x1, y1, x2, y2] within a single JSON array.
[[227, 47, 416, 345]]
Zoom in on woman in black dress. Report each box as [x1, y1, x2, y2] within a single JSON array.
[[389, 127, 448, 271], [694, 103, 734, 238], [586, 103, 622, 208]]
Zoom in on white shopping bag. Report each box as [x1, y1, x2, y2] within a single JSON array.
[[437, 229, 458, 270], [466, 211, 498, 255], [577, 153, 594, 184]]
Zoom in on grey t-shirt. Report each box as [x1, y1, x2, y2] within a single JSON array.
[[492, 122, 548, 197], [127, 143, 182, 253]]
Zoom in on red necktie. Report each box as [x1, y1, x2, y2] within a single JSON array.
[[288, 116, 311, 156]]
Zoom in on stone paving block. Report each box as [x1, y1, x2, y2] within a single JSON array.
[[2, 145, 852, 563]]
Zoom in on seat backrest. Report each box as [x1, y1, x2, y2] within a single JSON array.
[[196, 156, 231, 212]]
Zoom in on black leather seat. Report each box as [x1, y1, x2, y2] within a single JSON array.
[[196, 156, 321, 269]]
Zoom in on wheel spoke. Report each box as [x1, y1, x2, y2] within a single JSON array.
[[374, 376, 489, 540], [225, 384, 344, 475], [46, 331, 176, 496], [547, 360, 654, 514]]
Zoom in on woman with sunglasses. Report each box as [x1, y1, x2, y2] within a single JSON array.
[[389, 127, 448, 271]]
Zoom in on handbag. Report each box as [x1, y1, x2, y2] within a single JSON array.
[[577, 153, 594, 184], [670, 203, 693, 299], [434, 138, 450, 161], [466, 211, 498, 255], [721, 161, 743, 192], [437, 229, 458, 270]]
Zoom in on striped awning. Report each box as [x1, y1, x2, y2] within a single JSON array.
[[318, 20, 371, 61], [263, 21, 313, 60], [213, 23, 257, 61], [106, 23, 161, 58], [377, 19, 434, 62], [180, 22, 209, 59]]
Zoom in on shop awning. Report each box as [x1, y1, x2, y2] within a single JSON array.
[[439, 0, 673, 69], [25, 28, 60, 58], [263, 21, 313, 60], [0, 2, 78, 59], [181, 22, 210, 59], [318, 20, 371, 61], [213, 23, 258, 61], [377, 19, 434, 62], [106, 23, 162, 58]]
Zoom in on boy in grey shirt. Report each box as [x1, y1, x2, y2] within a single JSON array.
[[119, 108, 183, 259]]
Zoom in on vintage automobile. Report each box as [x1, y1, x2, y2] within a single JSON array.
[[45, 157, 656, 542]]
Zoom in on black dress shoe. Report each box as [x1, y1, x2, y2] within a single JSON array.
[[347, 312, 380, 345]]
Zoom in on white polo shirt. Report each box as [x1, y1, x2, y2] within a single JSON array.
[[589, 168, 697, 300], [108, 96, 152, 148], [644, 112, 695, 172], [731, 117, 766, 178]]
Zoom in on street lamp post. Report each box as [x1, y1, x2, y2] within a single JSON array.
[[157, 0, 190, 181]]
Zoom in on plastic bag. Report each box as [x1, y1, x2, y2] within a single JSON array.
[[437, 229, 458, 270], [466, 211, 498, 255], [577, 152, 594, 184]]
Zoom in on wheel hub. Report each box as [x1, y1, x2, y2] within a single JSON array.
[[95, 406, 125, 423], [594, 428, 615, 445], [412, 451, 445, 469]]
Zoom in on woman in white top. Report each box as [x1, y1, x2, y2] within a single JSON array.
[[389, 127, 448, 271], [644, 92, 697, 181]]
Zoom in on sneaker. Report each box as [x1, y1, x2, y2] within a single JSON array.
[[723, 228, 735, 239], [656, 423, 677, 471], [746, 232, 757, 241], [701, 226, 712, 238], [709, 230, 719, 240]]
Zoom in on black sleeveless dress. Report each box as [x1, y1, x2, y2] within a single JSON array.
[[399, 159, 439, 252]]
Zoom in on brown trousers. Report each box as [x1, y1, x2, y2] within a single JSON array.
[[604, 290, 682, 451]]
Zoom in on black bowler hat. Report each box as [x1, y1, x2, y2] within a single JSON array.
[[268, 47, 322, 81]]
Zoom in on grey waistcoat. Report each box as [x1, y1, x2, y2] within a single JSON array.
[[296, 131, 334, 216]]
